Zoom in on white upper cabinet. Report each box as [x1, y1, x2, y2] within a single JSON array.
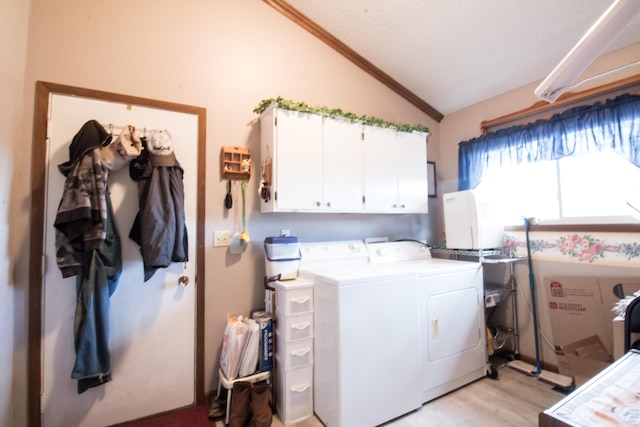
[[363, 126, 429, 213], [270, 108, 323, 211], [363, 125, 400, 212], [397, 130, 429, 212], [260, 105, 362, 213], [322, 116, 363, 212], [259, 104, 428, 214]]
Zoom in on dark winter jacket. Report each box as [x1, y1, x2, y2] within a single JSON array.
[[129, 138, 188, 281]]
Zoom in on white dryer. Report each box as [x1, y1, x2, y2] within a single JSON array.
[[368, 241, 486, 403], [298, 241, 422, 427]]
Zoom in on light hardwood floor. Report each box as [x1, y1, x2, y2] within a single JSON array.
[[271, 357, 567, 427]]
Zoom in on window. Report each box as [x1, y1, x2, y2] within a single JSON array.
[[474, 149, 640, 225], [458, 94, 640, 225]]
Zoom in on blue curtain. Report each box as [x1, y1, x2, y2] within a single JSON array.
[[458, 94, 640, 190]]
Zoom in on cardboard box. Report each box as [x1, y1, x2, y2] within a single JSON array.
[[252, 311, 273, 372], [559, 335, 612, 387], [544, 277, 640, 384], [545, 277, 611, 381]]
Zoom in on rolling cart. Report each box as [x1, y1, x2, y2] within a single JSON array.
[[431, 247, 526, 379], [482, 249, 527, 378]]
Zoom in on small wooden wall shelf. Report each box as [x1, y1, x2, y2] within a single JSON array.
[[221, 146, 251, 179]]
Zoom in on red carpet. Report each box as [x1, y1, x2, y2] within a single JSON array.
[[119, 404, 221, 427]]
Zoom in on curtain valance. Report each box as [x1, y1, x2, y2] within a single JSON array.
[[458, 94, 640, 190]]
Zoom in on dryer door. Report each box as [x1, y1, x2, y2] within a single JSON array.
[[420, 268, 486, 403], [428, 286, 481, 361]]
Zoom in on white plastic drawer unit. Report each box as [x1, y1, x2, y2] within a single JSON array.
[[275, 362, 313, 425], [276, 287, 314, 316], [276, 312, 314, 342], [277, 336, 314, 370]]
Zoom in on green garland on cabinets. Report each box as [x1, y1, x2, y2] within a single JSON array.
[[253, 97, 430, 134]]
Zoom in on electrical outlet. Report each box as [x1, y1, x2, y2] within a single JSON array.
[[213, 230, 232, 247]]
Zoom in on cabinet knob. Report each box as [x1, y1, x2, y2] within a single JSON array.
[[326, 202, 331, 208], [392, 204, 397, 208], [316, 201, 321, 207], [401, 204, 406, 208]]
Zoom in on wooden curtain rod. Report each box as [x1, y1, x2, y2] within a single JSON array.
[[481, 73, 640, 134]]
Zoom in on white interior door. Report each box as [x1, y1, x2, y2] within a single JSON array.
[[41, 94, 198, 427]]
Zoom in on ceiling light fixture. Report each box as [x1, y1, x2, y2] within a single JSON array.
[[534, 0, 640, 103]]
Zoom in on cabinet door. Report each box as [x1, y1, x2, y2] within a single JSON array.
[[363, 125, 399, 212], [397, 131, 428, 213], [275, 109, 323, 210], [323, 117, 363, 212]]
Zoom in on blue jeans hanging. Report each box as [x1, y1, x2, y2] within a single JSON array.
[[71, 189, 122, 394]]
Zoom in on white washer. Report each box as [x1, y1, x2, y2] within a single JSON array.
[[298, 241, 422, 427], [368, 241, 486, 403]]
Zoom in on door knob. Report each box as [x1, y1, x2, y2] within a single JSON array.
[[178, 276, 190, 287]]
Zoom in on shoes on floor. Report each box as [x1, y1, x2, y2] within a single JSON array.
[[208, 393, 226, 420]]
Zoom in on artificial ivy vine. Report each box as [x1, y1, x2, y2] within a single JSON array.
[[253, 97, 430, 134]]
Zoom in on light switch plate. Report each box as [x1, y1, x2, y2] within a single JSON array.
[[213, 230, 232, 247]]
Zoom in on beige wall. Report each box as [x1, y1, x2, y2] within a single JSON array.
[[17, 0, 437, 418], [2, 0, 30, 426]]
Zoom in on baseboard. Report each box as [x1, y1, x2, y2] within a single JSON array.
[[518, 354, 560, 374]]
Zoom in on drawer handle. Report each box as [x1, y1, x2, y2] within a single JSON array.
[[292, 297, 310, 304], [291, 348, 311, 357], [292, 322, 310, 330], [291, 383, 311, 393]]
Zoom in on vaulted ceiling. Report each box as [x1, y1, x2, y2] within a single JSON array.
[[268, 0, 640, 122]]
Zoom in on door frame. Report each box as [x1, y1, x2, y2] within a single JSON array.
[[28, 81, 207, 426]]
